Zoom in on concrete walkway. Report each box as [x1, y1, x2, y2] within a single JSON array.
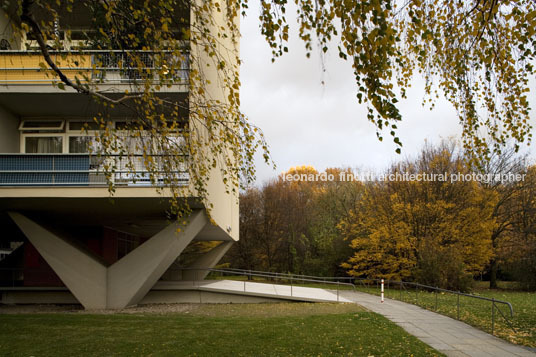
[[154, 279, 353, 303], [342, 290, 536, 357]]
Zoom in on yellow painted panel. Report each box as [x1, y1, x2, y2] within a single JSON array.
[[0, 53, 92, 84]]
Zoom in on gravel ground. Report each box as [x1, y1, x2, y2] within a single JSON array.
[[0, 303, 201, 315], [0, 302, 363, 316]]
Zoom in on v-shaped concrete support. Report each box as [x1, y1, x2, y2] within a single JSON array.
[[182, 241, 233, 280], [106, 211, 207, 308], [8, 212, 107, 309], [8, 210, 207, 309]]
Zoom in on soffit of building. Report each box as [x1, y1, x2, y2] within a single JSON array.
[[1, 2, 87, 28], [4, 1, 190, 29], [0, 92, 188, 119], [0, 197, 231, 241]]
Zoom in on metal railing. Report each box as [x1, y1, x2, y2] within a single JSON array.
[[352, 277, 516, 335], [0, 50, 189, 85], [0, 153, 189, 187], [170, 267, 357, 302], [218, 267, 355, 281], [179, 267, 516, 336]]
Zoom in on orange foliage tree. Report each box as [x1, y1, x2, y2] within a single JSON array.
[[341, 143, 497, 290]]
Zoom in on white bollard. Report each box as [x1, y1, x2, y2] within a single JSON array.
[[381, 279, 384, 303]]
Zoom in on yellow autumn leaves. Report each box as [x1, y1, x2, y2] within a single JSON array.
[[340, 144, 502, 291]]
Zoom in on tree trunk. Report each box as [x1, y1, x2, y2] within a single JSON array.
[[490, 258, 498, 289]]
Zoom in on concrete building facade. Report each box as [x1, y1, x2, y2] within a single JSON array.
[[0, 2, 238, 309]]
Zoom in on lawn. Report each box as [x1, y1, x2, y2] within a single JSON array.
[[0, 303, 444, 356], [208, 274, 536, 347], [354, 281, 536, 348]]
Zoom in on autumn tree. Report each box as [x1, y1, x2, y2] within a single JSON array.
[[473, 148, 528, 288], [342, 142, 497, 290], [339, 183, 418, 281], [306, 167, 363, 276], [230, 145, 535, 290], [499, 165, 536, 290], [227, 186, 265, 271], [257, 0, 535, 161], [226, 169, 311, 272], [226, 166, 362, 275]]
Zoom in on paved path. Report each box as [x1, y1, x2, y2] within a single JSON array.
[[342, 290, 536, 357]]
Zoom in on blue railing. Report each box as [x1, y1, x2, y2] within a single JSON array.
[[0, 154, 188, 186]]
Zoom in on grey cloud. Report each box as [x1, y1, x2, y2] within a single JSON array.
[[240, 3, 536, 184]]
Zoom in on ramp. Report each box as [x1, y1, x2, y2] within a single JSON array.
[[150, 279, 353, 303]]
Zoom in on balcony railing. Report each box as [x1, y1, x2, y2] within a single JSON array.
[[0, 154, 189, 187], [0, 50, 189, 86]]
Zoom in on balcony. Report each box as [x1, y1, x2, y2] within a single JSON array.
[[0, 50, 189, 92], [0, 154, 189, 187]]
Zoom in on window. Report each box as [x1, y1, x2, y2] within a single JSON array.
[[19, 120, 65, 132], [116, 120, 187, 132], [69, 121, 102, 131], [117, 233, 139, 259], [69, 136, 94, 153], [69, 30, 97, 41], [25, 137, 63, 153], [115, 121, 151, 130]]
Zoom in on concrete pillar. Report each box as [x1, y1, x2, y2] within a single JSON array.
[[107, 210, 207, 308], [8, 210, 207, 309], [182, 241, 233, 280], [8, 212, 107, 309]]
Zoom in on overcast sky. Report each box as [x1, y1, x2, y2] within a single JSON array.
[[239, 4, 536, 185]]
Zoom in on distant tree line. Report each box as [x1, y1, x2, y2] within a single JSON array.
[[223, 142, 536, 291]]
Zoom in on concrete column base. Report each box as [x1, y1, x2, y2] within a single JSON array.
[[182, 241, 233, 280], [9, 210, 208, 309]]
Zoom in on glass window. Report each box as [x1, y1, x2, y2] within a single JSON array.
[[115, 121, 150, 130], [25, 137, 63, 153], [69, 121, 101, 131], [115, 121, 127, 130], [20, 120, 64, 131], [69, 30, 97, 41], [69, 136, 99, 153]]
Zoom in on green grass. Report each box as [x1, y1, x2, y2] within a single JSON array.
[[208, 274, 536, 347], [355, 281, 536, 348], [0, 303, 444, 356]]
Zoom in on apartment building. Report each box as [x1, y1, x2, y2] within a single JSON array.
[[0, 2, 238, 309]]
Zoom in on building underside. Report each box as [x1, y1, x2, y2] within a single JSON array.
[[0, 195, 234, 309]]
